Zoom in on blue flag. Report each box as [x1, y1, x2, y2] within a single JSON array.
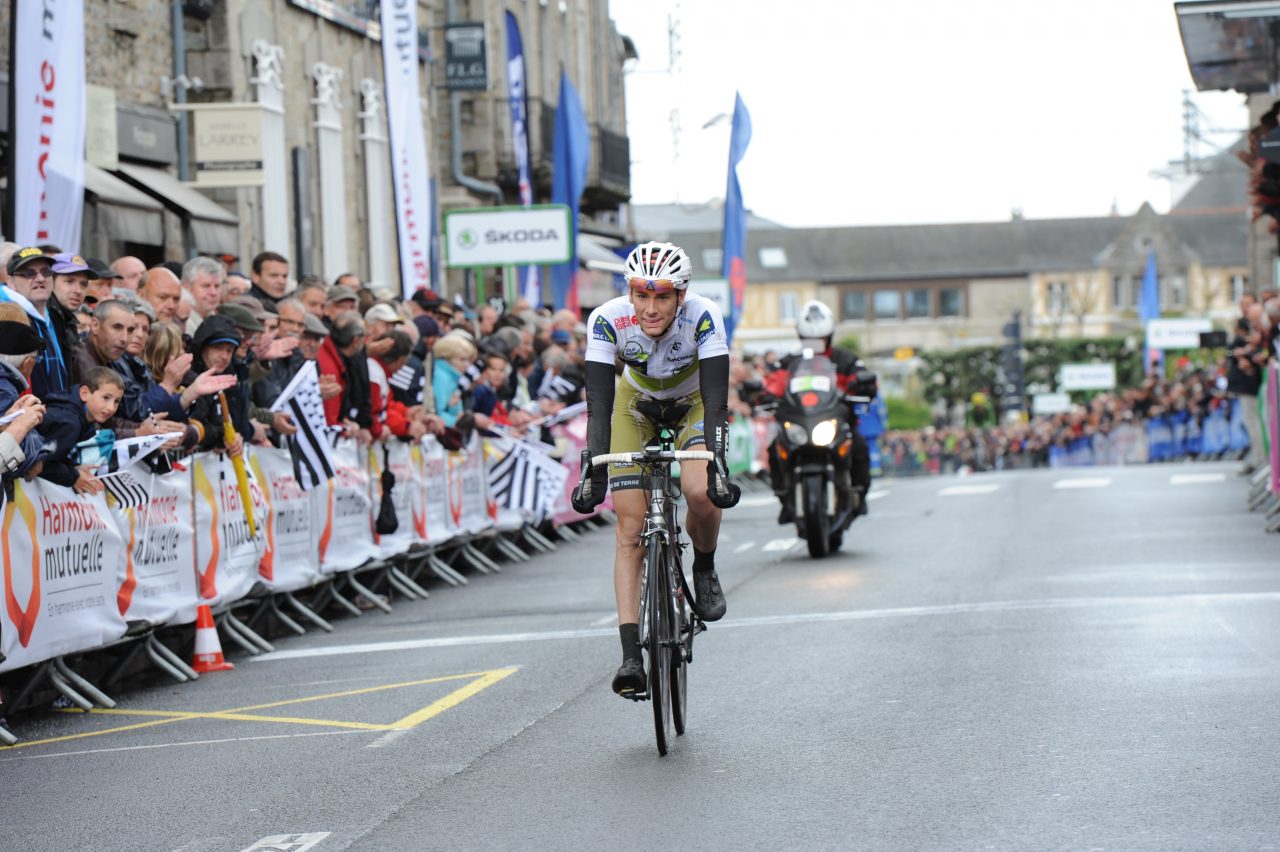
[[505, 12, 539, 307], [1139, 249, 1163, 374], [550, 71, 590, 312], [721, 93, 752, 343]]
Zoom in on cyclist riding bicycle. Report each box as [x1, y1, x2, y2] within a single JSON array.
[[571, 241, 741, 697]]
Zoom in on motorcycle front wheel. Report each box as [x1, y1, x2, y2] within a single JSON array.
[[802, 473, 831, 559]]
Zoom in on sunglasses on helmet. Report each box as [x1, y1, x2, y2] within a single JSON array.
[[628, 277, 676, 293]]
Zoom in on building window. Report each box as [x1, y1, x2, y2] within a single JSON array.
[[842, 291, 867, 321], [1231, 274, 1247, 303], [1166, 275, 1186, 308], [759, 247, 788, 269], [874, 290, 900, 320], [1111, 275, 1129, 309], [779, 292, 798, 323], [938, 288, 962, 317], [701, 248, 723, 272], [905, 289, 930, 319], [1047, 281, 1066, 315]]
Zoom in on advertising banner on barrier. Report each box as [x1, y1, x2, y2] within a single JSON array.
[[112, 466, 197, 627], [316, 440, 378, 574], [726, 419, 756, 477], [420, 436, 457, 546], [250, 448, 322, 593], [0, 480, 126, 673], [552, 416, 614, 523], [191, 452, 267, 607], [370, 442, 422, 559], [447, 434, 493, 535]]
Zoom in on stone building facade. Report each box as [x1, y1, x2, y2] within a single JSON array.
[[0, 0, 632, 298]]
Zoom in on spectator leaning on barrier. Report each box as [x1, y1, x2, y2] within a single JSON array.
[[185, 315, 251, 455], [249, 251, 290, 311], [110, 256, 146, 292], [0, 310, 51, 478], [432, 332, 477, 428], [296, 278, 327, 318], [182, 256, 226, 336], [139, 266, 182, 325], [36, 366, 127, 494]]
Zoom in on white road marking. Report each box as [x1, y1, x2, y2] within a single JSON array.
[[241, 833, 331, 852], [1171, 473, 1227, 485], [938, 484, 999, 496], [250, 591, 1280, 663], [1053, 477, 1112, 490], [763, 537, 800, 552], [867, 489, 890, 501], [365, 729, 411, 750], [589, 613, 617, 627], [733, 540, 757, 554], [0, 729, 367, 762], [737, 494, 776, 508]]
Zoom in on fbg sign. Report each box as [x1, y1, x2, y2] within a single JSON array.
[[1059, 363, 1116, 391], [443, 205, 571, 268], [445, 23, 488, 91]]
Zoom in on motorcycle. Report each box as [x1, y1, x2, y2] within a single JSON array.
[[766, 350, 876, 558]]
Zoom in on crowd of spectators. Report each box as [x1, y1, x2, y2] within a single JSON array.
[[0, 243, 595, 495]]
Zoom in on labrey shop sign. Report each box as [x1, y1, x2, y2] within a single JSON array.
[[443, 205, 571, 268]]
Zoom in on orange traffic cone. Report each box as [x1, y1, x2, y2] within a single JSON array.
[[192, 605, 234, 673]]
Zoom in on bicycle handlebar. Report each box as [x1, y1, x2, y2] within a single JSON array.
[[591, 450, 715, 467]]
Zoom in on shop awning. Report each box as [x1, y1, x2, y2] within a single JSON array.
[[1175, 1, 1280, 93], [113, 163, 239, 253], [83, 163, 164, 245], [578, 234, 626, 274]]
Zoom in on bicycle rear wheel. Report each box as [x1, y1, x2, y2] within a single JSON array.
[[646, 537, 674, 756]]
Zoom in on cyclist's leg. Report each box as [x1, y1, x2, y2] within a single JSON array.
[[609, 383, 655, 693], [676, 397, 726, 620]]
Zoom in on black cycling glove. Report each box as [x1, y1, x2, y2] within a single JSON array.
[[572, 450, 609, 514]]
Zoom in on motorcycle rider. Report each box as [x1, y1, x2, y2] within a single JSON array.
[[762, 300, 873, 523]]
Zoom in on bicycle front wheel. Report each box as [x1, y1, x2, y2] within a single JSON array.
[[646, 536, 674, 756]]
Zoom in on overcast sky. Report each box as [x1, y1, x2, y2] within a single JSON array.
[[608, 0, 1248, 228]]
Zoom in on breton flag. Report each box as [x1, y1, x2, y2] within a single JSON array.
[[100, 470, 149, 509], [487, 438, 568, 521], [269, 361, 337, 490], [538, 370, 578, 401], [94, 433, 171, 475]]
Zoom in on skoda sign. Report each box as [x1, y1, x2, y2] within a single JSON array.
[[443, 205, 573, 268]]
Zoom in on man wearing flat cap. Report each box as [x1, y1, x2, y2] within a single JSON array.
[[0, 247, 78, 397]]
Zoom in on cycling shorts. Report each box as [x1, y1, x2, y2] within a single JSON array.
[[608, 381, 706, 491]]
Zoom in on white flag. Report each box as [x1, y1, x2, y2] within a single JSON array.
[[95, 433, 171, 475]]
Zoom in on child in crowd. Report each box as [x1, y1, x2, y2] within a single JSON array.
[[37, 366, 126, 494]]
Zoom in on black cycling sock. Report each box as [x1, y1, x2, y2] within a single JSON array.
[[692, 548, 716, 574], [619, 623, 641, 662]]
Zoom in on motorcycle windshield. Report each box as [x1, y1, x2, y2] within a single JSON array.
[[785, 355, 839, 411]]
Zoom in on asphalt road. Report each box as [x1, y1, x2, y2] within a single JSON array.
[[2, 462, 1278, 851]]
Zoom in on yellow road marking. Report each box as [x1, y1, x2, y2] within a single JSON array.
[[2, 667, 519, 750]]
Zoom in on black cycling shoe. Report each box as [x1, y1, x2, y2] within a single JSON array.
[[693, 568, 727, 621], [776, 502, 794, 524], [612, 658, 646, 697]]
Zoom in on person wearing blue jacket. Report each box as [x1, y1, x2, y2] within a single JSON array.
[[432, 332, 477, 428]]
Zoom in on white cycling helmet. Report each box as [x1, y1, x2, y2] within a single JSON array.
[[796, 300, 835, 339], [624, 241, 692, 291]]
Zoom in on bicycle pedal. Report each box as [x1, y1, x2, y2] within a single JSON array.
[[624, 691, 649, 702]]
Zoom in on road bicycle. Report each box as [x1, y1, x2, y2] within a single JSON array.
[[587, 430, 713, 756]]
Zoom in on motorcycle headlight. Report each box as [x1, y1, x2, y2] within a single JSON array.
[[783, 421, 809, 445], [810, 419, 839, 447]]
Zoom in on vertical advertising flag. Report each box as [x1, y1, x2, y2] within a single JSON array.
[[550, 71, 590, 312], [1139, 248, 1163, 375], [381, 0, 434, 298], [505, 11, 540, 307], [721, 93, 752, 344], [11, 0, 86, 247]]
